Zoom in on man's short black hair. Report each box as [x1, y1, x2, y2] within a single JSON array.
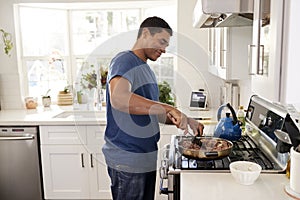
[[137, 16, 173, 38]]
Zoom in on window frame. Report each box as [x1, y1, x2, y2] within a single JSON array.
[[16, 2, 177, 103]]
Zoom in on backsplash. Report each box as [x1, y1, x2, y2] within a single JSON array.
[[0, 73, 23, 110]]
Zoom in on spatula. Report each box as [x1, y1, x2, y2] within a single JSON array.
[[188, 131, 202, 147], [178, 126, 202, 147]]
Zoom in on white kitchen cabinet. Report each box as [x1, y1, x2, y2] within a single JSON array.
[[88, 150, 111, 199], [40, 124, 176, 200], [250, 0, 284, 102], [40, 126, 87, 145], [41, 145, 90, 199], [249, 0, 271, 77], [40, 125, 111, 200], [86, 126, 112, 199], [280, 0, 300, 107], [208, 26, 252, 80]]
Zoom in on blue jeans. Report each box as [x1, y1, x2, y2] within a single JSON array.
[[107, 166, 156, 200]]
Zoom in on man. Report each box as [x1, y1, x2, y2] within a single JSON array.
[[102, 16, 204, 200]]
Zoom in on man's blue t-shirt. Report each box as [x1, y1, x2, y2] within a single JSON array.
[[102, 50, 160, 173]]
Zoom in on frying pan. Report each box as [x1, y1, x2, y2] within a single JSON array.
[[177, 136, 233, 160]]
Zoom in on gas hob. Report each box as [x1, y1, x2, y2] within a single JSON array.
[[173, 135, 278, 171]]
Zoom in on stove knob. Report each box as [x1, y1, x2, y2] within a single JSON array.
[[160, 160, 168, 179], [190, 160, 197, 168]]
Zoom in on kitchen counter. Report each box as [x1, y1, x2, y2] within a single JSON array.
[[181, 173, 294, 200], [0, 105, 107, 126], [0, 105, 218, 126]]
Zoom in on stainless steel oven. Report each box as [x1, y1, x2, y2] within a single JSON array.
[[159, 95, 300, 200]]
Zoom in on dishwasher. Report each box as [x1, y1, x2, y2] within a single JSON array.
[[0, 126, 43, 200]]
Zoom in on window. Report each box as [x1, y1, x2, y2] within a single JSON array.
[[16, 2, 176, 103], [19, 7, 69, 98], [148, 55, 175, 86]]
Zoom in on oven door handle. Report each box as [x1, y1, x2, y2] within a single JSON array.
[[159, 179, 173, 195]]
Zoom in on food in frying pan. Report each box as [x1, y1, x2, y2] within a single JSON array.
[[181, 138, 232, 151], [178, 137, 233, 159]]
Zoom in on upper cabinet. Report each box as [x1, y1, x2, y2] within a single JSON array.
[[192, 0, 253, 80], [249, 0, 270, 75], [250, 0, 284, 101], [208, 26, 252, 80]]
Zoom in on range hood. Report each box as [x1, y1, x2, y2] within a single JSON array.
[[193, 0, 254, 28]]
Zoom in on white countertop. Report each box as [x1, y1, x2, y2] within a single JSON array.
[[0, 105, 217, 127], [181, 173, 294, 200], [0, 105, 107, 126]]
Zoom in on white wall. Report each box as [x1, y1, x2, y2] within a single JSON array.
[[176, 0, 223, 112], [0, 0, 23, 109]]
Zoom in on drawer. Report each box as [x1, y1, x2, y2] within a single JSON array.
[[40, 126, 87, 145], [86, 125, 106, 146]]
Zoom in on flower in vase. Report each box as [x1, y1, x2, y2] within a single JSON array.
[[81, 70, 97, 90], [100, 66, 108, 89]]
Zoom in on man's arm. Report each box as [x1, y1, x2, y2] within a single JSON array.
[[109, 76, 172, 115], [109, 76, 203, 134]]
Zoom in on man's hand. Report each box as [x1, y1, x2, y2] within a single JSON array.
[[166, 109, 188, 131], [187, 117, 204, 136], [166, 109, 204, 136]]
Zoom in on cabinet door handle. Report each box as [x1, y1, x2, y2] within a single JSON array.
[[81, 153, 85, 168], [248, 44, 256, 75], [90, 154, 94, 168], [248, 44, 264, 75], [258, 45, 264, 75]]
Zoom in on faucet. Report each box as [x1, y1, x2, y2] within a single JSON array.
[[94, 87, 104, 111]]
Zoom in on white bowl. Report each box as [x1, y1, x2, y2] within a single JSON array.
[[229, 161, 262, 185]]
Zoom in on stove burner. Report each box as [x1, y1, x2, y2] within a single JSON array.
[[176, 136, 275, 170]]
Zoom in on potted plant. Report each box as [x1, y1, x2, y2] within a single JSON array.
[[57, 86, 74, 106], [79, 66, 97, 105], [100, 66, 108, 89], [158, 81, 175, 106], [0, 29, 13, 56], [80, 66, 97, 90], [42, 89, 51, 107]]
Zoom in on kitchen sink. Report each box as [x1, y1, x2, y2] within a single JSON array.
[[53, 110, 106, 119]]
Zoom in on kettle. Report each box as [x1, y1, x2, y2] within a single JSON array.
[[214, 103, 242, 141]]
